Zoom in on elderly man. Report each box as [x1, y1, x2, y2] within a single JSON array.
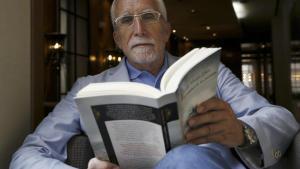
[[10, 0, 299, 169]]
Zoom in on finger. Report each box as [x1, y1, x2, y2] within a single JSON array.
[[185, 122, 225, 141], [87, 158, 120, 169], [188, 110, 226, 128], [196, 98, 227, 114]]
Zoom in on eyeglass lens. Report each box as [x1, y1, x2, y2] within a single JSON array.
[[117, 12, 160, 26]]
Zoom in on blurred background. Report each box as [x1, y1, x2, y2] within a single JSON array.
[[0, 0, 299, 168]]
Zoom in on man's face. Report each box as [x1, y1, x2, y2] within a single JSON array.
[[113, 0, 171, 68]]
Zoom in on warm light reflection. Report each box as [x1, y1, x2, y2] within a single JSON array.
[[89, 55, 97, 62], [292, 74, 300, 80], [108, 55, 113, 61], [118, 57, 122, 62], [49, 42, 63, 50], [183, 36, 189, 41]]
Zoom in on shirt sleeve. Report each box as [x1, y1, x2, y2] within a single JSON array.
[[10, 78, 89, 169], [216, 63, 299, 168]]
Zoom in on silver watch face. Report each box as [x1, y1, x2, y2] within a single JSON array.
[[244, 125, 257, 145]]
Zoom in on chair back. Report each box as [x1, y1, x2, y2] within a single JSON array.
[[66, 134, 94, 169]]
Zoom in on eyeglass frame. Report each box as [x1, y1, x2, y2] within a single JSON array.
[[113, 10, 162, 28]]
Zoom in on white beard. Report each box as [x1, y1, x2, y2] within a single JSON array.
[[130, 46, 159, 64]]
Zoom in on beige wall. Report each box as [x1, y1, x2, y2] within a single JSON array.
[[0, 0, 31, 168]]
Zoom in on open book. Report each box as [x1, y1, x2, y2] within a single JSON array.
[[75, 47, 221, 169]]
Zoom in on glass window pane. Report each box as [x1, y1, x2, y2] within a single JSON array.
[[76, 18, 88, 55], [60, 57, 68, 94], [60, 11, 68, 51], [60, 0, 67, 9], [60, 11, 67, 34], [291, 62, 300, 94], [76, 0, 88, 18], [61, 0, 75, 12], [63, 53, 76, 89], [76, 56, 88, 77], [68, 0, 75, 12], [242, 61, 255, 89], [260, 59, 265, 94], [267, 59, 273, 95], [67, 14, 75, 53]]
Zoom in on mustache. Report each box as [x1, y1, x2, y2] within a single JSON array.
[[129, 38, 155, 48]]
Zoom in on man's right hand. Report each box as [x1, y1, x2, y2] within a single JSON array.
[[87, 158, 120, 169]]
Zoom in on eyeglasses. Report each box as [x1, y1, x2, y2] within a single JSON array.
[[114, 11, 161, 27]]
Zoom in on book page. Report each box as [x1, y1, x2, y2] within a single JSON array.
[[76, 82, 163, 99], [160, 48, 220, 93], [106, 120, 166, 169], [167, 120, 182, 147], [175, 50, 220, 132], [91, 103, 171, 169], [160, 48, 200, 91], [76, 92, 177, 161]]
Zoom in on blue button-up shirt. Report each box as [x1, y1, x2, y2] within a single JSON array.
[[125, 56, 168, 89]]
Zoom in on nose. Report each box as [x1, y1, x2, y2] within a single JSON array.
[[132, 17, 146, 36]]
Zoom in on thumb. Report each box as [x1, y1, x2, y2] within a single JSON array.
[[87, 157, 120, 169]]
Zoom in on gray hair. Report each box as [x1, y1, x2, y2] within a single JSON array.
[[110, 0, 168, 26]]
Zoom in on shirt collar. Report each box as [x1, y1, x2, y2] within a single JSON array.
[[125, 53, 169, 81]]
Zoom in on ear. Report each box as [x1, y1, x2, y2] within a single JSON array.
[[163, 22, 172, 43], [113, 31, 122, 49]]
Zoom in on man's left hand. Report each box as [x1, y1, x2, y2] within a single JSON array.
[[185, 97, 244, 147]]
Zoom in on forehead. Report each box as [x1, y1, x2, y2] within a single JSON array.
[[114, 0, 160, 16]]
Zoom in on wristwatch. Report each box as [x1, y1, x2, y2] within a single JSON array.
[[239, 122, 258, 148]]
